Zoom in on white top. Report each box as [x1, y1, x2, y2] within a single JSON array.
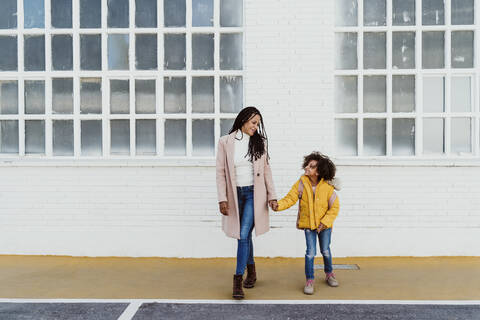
[[234, 130, 254, 187]]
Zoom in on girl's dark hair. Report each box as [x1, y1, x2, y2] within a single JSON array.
[[229, 106, 268, 161], [302, 152, 336, 180]]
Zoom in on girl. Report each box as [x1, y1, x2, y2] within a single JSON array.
[[216, 106, 277, 299], [272, 152, 340, 295]]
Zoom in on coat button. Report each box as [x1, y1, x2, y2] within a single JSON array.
[[257, 173, 260, 176]]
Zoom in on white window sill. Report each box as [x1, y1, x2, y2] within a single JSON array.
[[334, 157, 480, 167]]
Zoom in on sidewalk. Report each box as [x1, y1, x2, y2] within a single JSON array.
[[0, 256, 479, 300]]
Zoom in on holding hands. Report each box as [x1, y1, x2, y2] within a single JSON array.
[[219, 201, 229, 215], [269, 200, 278, 211]]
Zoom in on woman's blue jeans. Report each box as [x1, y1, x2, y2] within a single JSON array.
[[304, 228, 333, 280], [235, 185, 255, 275]]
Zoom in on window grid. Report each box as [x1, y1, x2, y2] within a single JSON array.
[[0, 0, 244, 159], [334, 0, 480, 158]]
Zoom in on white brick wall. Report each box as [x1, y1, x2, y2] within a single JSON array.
[[0, 0, 479, 257]]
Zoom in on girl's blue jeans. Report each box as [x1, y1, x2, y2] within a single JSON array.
[[304, 227, 333, 280], [235, 185, 255, 275]]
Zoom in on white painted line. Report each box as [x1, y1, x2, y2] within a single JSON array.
[[117, 301, 142, 320], [0, 299, 479, 305]]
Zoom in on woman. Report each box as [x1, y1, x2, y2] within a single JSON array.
[[216, 106, 277, 299]]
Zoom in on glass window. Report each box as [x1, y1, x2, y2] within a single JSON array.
[[136, 34, 157, 70], [220, 0, 243, 27], [364, 32, 386, 69], [422, 32, 444, 69], [24, 35, 45, 71], [53, 120, 74, 156], [192, 77, 214, 113], [220, 76, 243, 113], [392, 32, 415, 69], [0, 36, 17, 71], [451, 0, 474, 25], [51, 0, 72, 28], [164, 0, 186, 27], [135, 80, 156, 114], [220, 33, 243, 70], [451, 118, 471, 154], [136, 120, 156, 155], [25, 120, 45, 154], [193, 0, 213, 27], [164, 119, 186, 156], [363, 119, 386, 156], [392, 0, 415, 26], [81, 78, 102, 114], [364, 76, 386, 113], [108, 34, 129, 70], [81, 34, 102, 70], [422, 0, 444, 25], [108, 0, 129, 28], [364, 0, 386, 26], [392, 75, 415, 112], [0, 0, 17, 29], [0, 81, 18, 115], [335, 33, 357, 70], [335, 0, 358, 27], [423, 77, 445, 113], [451, 77, 471, 112], [0, 120, 19, 154], [81, 120, 103, 156], [80, 0, 101, 28], [24, 0, 44, 29], [111, 120, 130, 155], [335, 76, 358, 113], [335, 119, 357, 156], [110, 80, 130, 114], [164, 77, 186, 113], [423, 118, 444, 154], [220, 119, 234, 137], [451, 31, 474, 68], [392, 118, 415, 156], [52, 78, 73, 114], [25, 80, 45, 115], [192, 34, 214, 70], [136, 0, 157, 28], [52, 35, 73, 71], [192, 119, 214, 156], [164, 34, 186, 70]]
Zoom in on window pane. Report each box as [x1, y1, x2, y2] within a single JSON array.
[[335, 76, 357, 113], [422, 32, 444, 69], [136, 0, 157, 27], [81, 78, 102, 114], [192, 77, 214, 113], [451, 31, 474, 68], [363, 119, 386, 156], [164, 0, 186, 27], [220, 76, 243, 113], [53, 120, 73, 156], [164, 119, 186, 156], [193, 0, 213, 27], [135, 79, 156, 114], [192, 119, 214, 156], [220, 119, 234, 136], [164, 77, 186, 113], [136, 34, 157, 70], [81, 34, 102, 70], [25, 80, 45, 114], [0, 120, 19, 154], [423, 77, 444, 113], [52, 35, 73, 70], [392, 0, 415, 26], [392, 32, 415, 69], [51, 0, 72, 28], [364, 32, 386, 69], [392, 118, 415, 156], [422, 0, 444, 25], [136, 120, 156, 155], [451, 77, 471, 112], [364, 0, 386, 26], [335, 119, 357, 156], [111, 120, 130, 155], [220, 33, 243, 70], [108, 34, 129, 70], [24, 0, 44, 28], [0, 0, 17, 29], [192, 34, 214, 70], [335, 0, 358, 26], [220, 0, 243, 27], [0, 36, 17, 71], [24, 35, 45, 71], [0, 80, 18, 114], [110, 80, 130, 114], [423, 118, 444, 154], [81, 120, 102, 156], [52, 78, 73, 114], [393, 75, 415, 112], [452, 0, 474, 25], [364, 76, 386, 113], [335, 33, 357, 70], [80, 0, 101, 28], [25, 120, 45, 154], [164, 34, 186, 70], [451, 118, 471, 154], [108, 0, 129, 28]]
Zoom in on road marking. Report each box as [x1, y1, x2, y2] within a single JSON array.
[[117, 301, 142, 320], [0, 299, 479, 305]]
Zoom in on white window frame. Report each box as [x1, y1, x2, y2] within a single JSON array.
[[0, 0, 244, 165], [334, 0, 480, 165]]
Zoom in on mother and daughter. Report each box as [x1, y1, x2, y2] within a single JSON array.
[[216, 106, 341, 299]]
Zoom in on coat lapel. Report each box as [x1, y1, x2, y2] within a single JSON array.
[[226, 131, 236, 185]]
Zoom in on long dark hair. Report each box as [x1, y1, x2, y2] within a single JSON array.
[[229, 106, 269, 162]]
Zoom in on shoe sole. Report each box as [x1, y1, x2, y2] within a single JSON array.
[[243, 281, 256, 288], [232, 295, 244, 299]]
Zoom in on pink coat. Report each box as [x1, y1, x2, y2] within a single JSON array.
[[216, 132, 277, 239]]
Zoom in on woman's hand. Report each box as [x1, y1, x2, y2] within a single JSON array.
[[317, 223, 326, 233], [268, 200, 278, 211], [218, 201, 229, 215]]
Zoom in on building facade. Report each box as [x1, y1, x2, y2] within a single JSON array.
[[0, 0, 479, 257]]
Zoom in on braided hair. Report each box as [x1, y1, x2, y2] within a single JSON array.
[[229, 106, 269, 162]]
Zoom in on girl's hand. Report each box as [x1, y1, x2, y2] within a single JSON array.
[[219, 201, 229, 215], [269, 200, 278, 211], [317, 223, 326, 233]]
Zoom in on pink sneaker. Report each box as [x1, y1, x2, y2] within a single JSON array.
[[304, 279, 314, 295], [326, 272, 339, 287]]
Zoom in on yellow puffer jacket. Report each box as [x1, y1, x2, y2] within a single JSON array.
[[277, 176, 340, 230]]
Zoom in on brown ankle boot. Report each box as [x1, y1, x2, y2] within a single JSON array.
[[243, 264, 257, 288], [232, 275, 244, 299]]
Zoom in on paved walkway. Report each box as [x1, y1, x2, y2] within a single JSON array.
[[0, 256, 479, 300]]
